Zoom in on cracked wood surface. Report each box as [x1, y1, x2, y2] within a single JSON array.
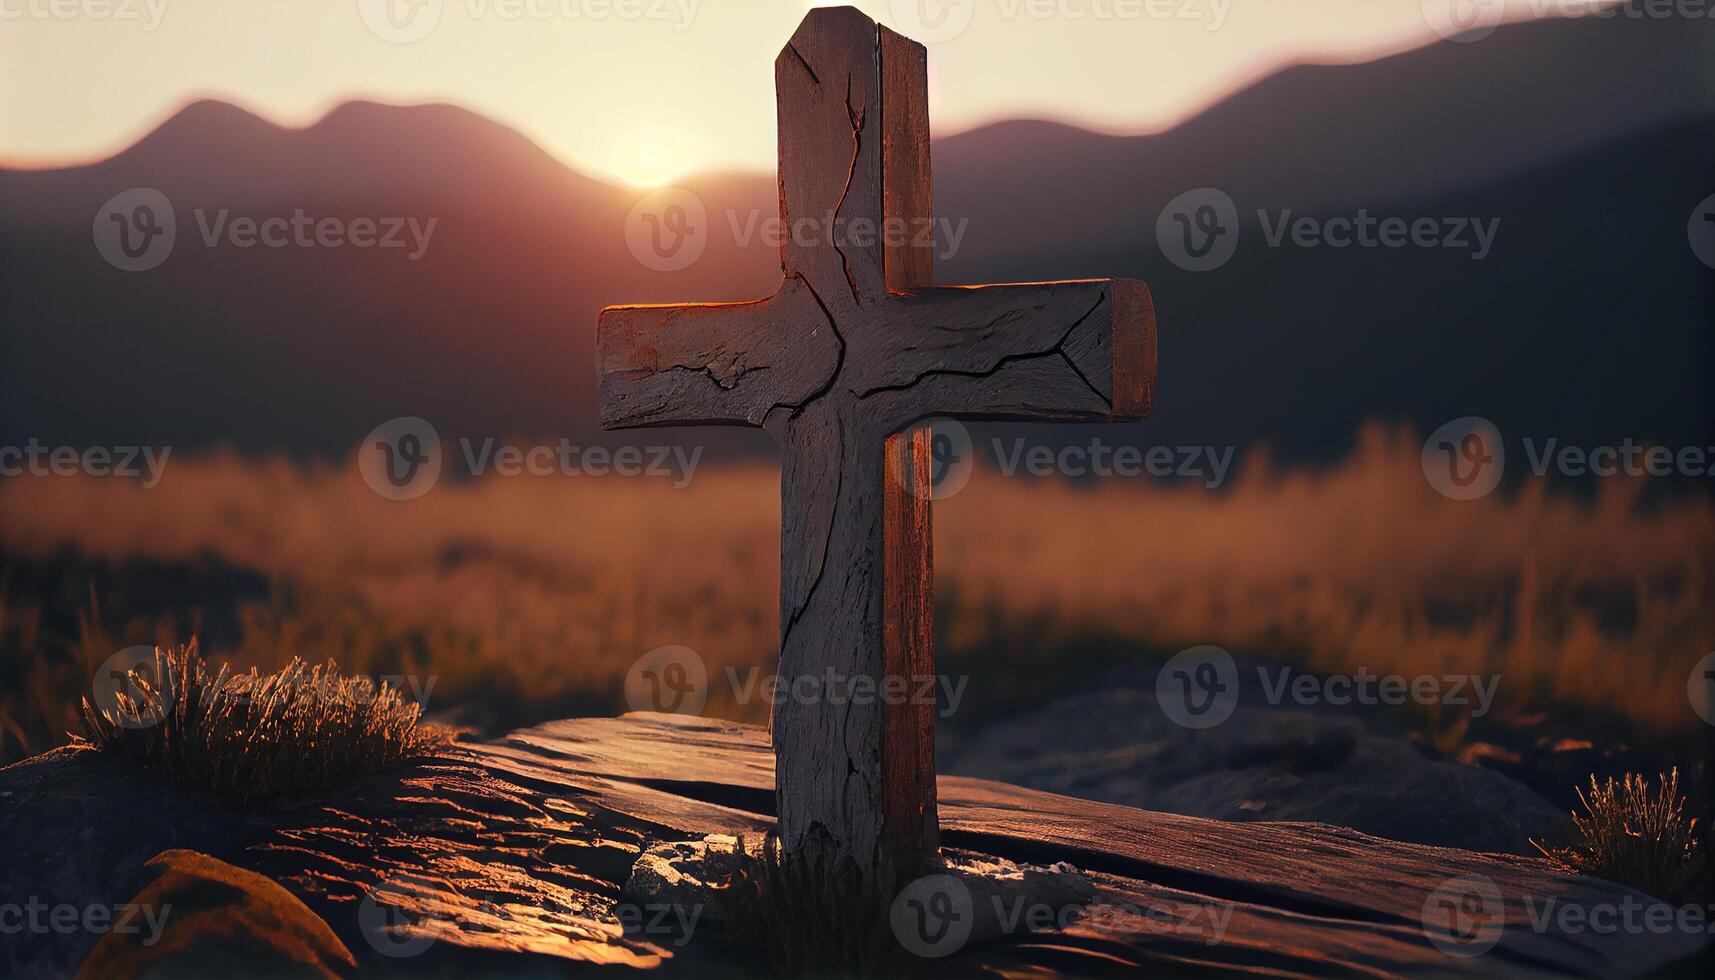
[[595, 6, 1157, 881], [4, 719, 1704, 977], [491, 714, 1705, 977]]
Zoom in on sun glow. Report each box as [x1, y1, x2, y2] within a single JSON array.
[[607, 127, 703, 188]]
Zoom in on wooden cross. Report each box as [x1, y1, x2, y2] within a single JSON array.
[[598, 5, 1156, 882]]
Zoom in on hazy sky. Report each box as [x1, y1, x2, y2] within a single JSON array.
[[2, 0, 1595, 184]]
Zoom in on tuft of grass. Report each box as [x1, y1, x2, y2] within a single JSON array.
[[77, 641, 447, 804], [717, 834, 918, 978], [1535, 770, 1711, 904]]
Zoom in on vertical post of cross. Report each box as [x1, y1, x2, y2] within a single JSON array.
[[768, 8, 942, 884], [877, 23, 938, 877]]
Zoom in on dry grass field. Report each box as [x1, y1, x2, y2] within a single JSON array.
[[2, 424, 1710, 765]]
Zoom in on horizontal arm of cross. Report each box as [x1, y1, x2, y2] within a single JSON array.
[[851, 278, 1156, 428], [597, 278, 842, 429]]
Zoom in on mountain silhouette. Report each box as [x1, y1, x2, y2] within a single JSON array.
[[2, 9, 1710, 474]]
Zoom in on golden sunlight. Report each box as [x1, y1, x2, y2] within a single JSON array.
[[606, 126, 703, 188]]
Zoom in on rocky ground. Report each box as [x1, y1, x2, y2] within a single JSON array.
[[3, 714, 1707, 978], [938, 662, 1588, 856]]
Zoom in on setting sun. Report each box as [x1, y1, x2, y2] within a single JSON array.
[[606, 126, 703, 188]]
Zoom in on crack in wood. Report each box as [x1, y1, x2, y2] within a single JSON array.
[[835, 74, 866, 304], [785, 42, 820, 86], [762, 275, 848, 427], [647, 362, 771, 391], [853, 292, 1113, 407], [777, 414, 843, 673]]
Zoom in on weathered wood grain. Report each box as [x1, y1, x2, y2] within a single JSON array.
[[596, 282, 841, 428], [6, 722, 1702, 977], [595, 6, 1159, 883], [482, 714, 1709, 978]]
